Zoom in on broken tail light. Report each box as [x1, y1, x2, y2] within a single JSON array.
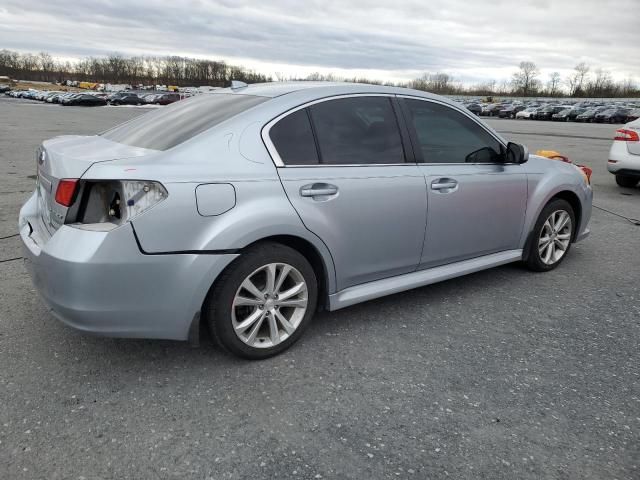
[[70, 180, 167, 230]]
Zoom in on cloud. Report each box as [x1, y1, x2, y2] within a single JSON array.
[[0, 0, 638, 83]]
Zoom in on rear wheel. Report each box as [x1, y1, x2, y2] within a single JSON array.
[[525, 199, 575, 272], [616, 174, 639, 188], [205, 242, 318, 359]]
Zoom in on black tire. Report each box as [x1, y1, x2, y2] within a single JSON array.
[[616, 174, 639, 188], [204, 242, 318, 359], [525, 199, 575, 272]]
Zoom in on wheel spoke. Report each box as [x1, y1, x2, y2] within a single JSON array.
[[234, 296, 263, 307], [234, 309, 264, 333], [543, 242, 554, 264], [555, 212, 570, 231], [274, 265, 292, 294], [265, 264, 277, 294], [539, 235, 551, 246], [241, 278, 264, 300], [274, 310, 296, 335], [557, 232, 571, 240], [277, 298, 307, 308], [278, 282, 306, 301], [245, 313, 267, 344], [268, 315, 279, 344], [554, 238, 567, 250]]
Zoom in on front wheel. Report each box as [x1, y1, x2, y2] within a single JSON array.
[[204, 242, 318, 359], [525, 199, 575, 272], [616, 174, 639, 188]]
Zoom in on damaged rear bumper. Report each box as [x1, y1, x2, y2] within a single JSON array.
[[19, 193, 238, 341]]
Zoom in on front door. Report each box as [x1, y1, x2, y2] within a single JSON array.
[[399, 97, 528, 268]]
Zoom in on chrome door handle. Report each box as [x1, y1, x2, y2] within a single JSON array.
[[300, 183, 339, 197], [431, 179, 458, 191]]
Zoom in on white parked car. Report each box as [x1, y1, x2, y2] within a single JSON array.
[[608, 118, 640, 187], [516, 107, 538, 119]]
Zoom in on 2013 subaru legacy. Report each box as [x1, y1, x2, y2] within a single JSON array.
[[19, 82, 593, 359]]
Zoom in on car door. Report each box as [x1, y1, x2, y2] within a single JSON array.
[[265, 95, 427, 291], [399, 97, 528, 269]]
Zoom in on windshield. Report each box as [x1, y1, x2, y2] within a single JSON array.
[[102, 93, 267, 151]]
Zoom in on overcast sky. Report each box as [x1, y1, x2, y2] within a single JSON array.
[[1, 0, 638, 85]]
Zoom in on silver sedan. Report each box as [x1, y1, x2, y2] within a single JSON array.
[[19, 82, 593, 359]]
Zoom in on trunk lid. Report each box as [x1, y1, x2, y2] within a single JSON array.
[[36, 135, 154, 234]]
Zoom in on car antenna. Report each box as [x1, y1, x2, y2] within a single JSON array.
[[230, 80, 248, 90]]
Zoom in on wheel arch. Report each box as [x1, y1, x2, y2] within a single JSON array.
[[201, 234, 335, 317], [244, 235, 333, 312], [549, 190, 582, 241], [522, 189, 583, 261]]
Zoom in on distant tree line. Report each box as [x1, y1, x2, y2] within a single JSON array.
[[298, 63, 639, 98], [0, 50, 270, 86], [1, 49, 638, 97], [507, 61, 638, 98]]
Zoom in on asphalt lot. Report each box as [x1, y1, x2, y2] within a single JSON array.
[[0, 97, 638, 480]]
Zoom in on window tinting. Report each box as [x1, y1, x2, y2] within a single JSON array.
[[309, 97, 405, 165], [102, 94, 267, 151], [404, 99, 503, 164], [269, 109, 319, 165]]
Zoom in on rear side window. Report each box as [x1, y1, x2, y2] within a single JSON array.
[[309, 96, 405, 165], [103, 94, 267, 151], [269, 109, 319, 165], [403, 99, 503, 164]]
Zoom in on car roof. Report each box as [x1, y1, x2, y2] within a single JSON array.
[[209, 81, 458, 106]]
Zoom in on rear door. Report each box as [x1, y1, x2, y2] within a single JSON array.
[[399, 97, 528, 269], [266, 95, 427, 291]]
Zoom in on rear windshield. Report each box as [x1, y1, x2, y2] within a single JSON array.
[[102, 93, 267, 150]]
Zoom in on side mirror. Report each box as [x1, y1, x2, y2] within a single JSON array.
[[506, 142, 529, 164]]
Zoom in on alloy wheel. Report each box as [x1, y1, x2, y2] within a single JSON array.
[[538, 210, 572, 265], [231, 263, 308, 348]]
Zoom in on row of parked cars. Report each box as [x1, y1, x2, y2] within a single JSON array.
[[463, 100, 640, 124], [4, 88, 182, 107]]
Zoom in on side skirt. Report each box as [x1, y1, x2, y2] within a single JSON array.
[[328, 250, 523, 311]]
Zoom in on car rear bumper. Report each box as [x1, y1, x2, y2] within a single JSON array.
[[607, 142, 640, 174], [19, 192, 238, 341]]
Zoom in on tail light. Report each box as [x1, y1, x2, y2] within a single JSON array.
[[54, 179, 79, 206], [69, 180, 167, 230], [614, 129, 639, 142]]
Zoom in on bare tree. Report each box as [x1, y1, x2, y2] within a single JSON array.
[[587, 68, 614, 97], [547, 72, 561, 96], [38, 52, 55, 82], [512, 61, 540, 96], [566, 62, 590, 96]]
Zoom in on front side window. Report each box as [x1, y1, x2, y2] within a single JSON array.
[[403, 99, 504, 164], [308, 96, 405, 165]]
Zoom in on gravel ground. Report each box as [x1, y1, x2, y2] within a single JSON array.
[[0, 98, 638, 480]]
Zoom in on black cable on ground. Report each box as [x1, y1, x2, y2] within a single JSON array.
[[0, 233, 19, 240], [0, 257, 22, 264], [593, 204, 640, 226]]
